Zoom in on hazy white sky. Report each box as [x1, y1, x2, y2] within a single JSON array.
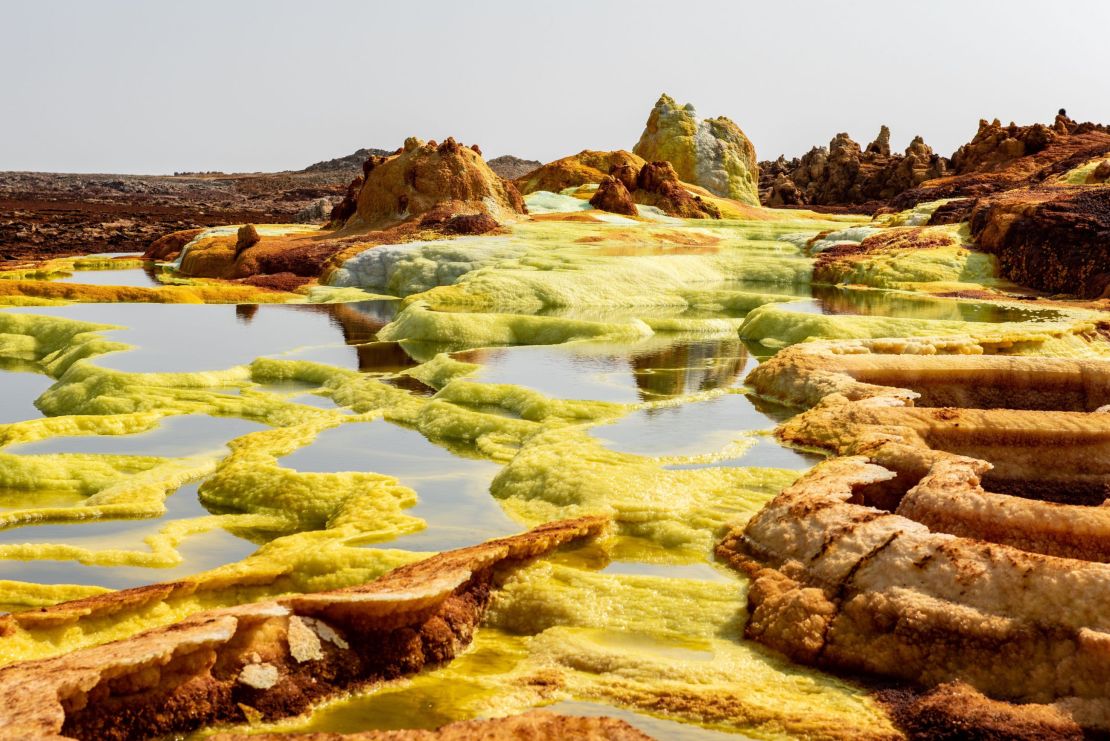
[[3, 0, 1109, 174]]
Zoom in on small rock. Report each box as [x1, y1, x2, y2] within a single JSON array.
[[238, 662, 279, 689], [1091, 160, 1110, 183], [589, 176, 637, 216], [236, 224, 260, 256], [294, 198, 333, 224]]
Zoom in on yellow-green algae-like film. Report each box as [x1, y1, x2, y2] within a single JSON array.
[[3, 208, 1106, 739]]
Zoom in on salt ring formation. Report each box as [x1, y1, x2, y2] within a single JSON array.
[[0, 95, 1108, 739]]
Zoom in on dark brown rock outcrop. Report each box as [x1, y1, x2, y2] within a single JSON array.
[[235, 224, 260, 256], [486, 155, 543, 180], [1092, 160, 1110, 183], [759, 128, 947, 208], [589, 175, 638, 215], [892, 120, 1110, 208], [969, 186, 1110, 298], [631, 161, 721, 219], [328, 175, 364, 226]]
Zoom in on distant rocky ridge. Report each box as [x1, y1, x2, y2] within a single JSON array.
[[758, 112, 1110, 211], [300, 148, 393, 174], [486, 155, 542, 180], [0, 145, 538, 263], [759, 126, 947, 210], [303, 149, 540, 180]]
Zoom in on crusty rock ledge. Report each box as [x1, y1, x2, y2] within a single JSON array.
[[0, 517, 608, 741], [209, 710, 654, 740], [722, 333, 1110, 736], [717, 457, 1110, 732]]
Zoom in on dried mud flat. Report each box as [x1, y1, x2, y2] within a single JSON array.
[[0, 169, 351, 264]]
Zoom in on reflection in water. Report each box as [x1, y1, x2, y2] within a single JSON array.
[[462, 346, 639, 404], [279, 421, 517, 550], [0, 370, 52, 424], [0, 483, 258, 590], [593, 393, 777, 459], [355, 342, 420, 374], [460, 338, 753, 405], [55, 268, 162, 288], [630, 339, 749, 401], [810, 284, 1063, 323], [235, 303, 259, 323], [5, 301, 402, 374], [6, 414, 263, 456]]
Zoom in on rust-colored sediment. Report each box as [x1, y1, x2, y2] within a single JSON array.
[[0, 517, 608, 741]]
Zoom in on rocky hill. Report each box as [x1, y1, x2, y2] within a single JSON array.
[[487, 155, 542, 180], [300, 148, 393, 174]]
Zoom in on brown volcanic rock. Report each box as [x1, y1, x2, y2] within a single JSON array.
[[210, 711, 655, 740], [328, 175, 364, 226], [235, 223, 260, 256], [1092, 160, 1110, 183], [0, 166, 355, 264], [338, 137, 526, 231], [812, 226, 956, 284], [969, 186, 1110, 298], [892, 124, 1110, 208], [880, 683, 1085, 741], [631, 161, 721, 219], [418, 209, 502, 235], [514, 150, 646, 195], [589, 175, 637, 216], [0, 517, 607, 741], [760, 129, 946, 208], [952, 118, 1054, 174], [610, 163, 638, 191], [946, 115, 1110, 176]]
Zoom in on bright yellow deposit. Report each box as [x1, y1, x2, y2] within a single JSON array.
[[1, 204, 1105, 738]]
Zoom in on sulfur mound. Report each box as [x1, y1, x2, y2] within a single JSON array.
[[339, 137, 527, 231], [0, 517, 607, 741], [514, 150, 646, 195], [633, 94, 759, 205]]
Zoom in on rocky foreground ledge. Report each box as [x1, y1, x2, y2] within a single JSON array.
[[722, 332, 1110, 737], [0, 518, 608, 740]]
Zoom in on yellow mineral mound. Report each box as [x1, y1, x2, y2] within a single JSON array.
[[515, 149, 646, 194], [634, 94, 760, 206], [341, 137, 527, 231]]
